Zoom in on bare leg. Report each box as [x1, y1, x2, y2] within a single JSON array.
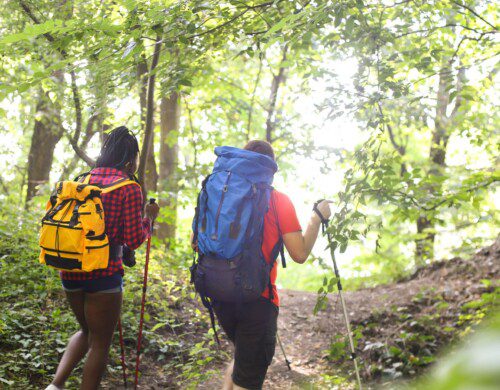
[[80, 291, 122, 390], [52, 291, 89, 388], [222, 360, 234, 390]]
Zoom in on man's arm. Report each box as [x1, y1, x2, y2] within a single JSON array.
[[283, 200, 331, 264]]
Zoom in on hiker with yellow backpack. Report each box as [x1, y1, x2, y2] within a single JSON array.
[[40, 126, 159, 390]]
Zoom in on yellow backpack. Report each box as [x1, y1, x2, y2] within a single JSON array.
[[39, 174, 139, 272]]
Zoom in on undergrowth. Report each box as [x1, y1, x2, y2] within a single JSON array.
[[325, 281, 499, 386], [0, 205, 222, 388]]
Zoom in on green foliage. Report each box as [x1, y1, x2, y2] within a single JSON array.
[[0, 1, 498, 386], [411, 311, 500, 390], [325, 283, 500, 384], [457, 284, 499, 337], [0, 204, 77, 387], [0, 205, 222, 387]]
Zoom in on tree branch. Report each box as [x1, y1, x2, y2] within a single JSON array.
[[70, 70, 82, 144], [60, 115, 100, 179], [246, 53, 264, 139], [0, 175, 10, 195], [377, 102, 405, 156], [450, 0, 498, 31], [19, 0, 95, 166], [65, 135, 96, 167], [450, 65, 466, 121]]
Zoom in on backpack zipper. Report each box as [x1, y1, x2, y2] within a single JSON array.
[[212, 171, 231, 240], [86, 242, 110, 253]]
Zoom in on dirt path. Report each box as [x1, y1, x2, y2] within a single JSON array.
[[198, 239, 499, 389], [104, 239, 498, 389], [199, 282, 428, 389]]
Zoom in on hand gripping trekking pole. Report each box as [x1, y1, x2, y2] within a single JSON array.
[[314, 200, 362, 390], [117, 318, 128, 388], [134, 198, 156, 389]]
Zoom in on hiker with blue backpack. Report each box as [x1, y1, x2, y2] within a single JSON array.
[[191, 140, 332, 390]]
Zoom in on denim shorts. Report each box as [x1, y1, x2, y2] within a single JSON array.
[[61, 273, 123, 293]]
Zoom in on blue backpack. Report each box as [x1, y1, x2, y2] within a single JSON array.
[[191, 146, 286, 340]]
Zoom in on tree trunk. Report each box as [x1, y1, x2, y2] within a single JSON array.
[[265, 45, 288, 143], [145, 135, 159, 192], [415, 64, 465, 265], [158, 92, 180, 244], [137, 36, 162, 198], [22, 1, 69, 205], [26, 88, 63, 205], [138, 60, 158, 192]]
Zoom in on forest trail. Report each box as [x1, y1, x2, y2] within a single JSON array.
[[197, 284, 430, 390], [104, 239, 499, 389], [197, 238, 500, 390]]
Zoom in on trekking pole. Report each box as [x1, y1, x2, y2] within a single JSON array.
[[276, 331, 291, 371], [117, 318, 128, 388], [314, 201, 362, 390], [134, 198, 156, 389]]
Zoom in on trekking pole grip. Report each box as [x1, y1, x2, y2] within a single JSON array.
[[313, 199, 329, 233], [148, 198, 157, 231]]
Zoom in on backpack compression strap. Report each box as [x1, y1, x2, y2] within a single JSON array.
[[192, 174, 211, 247]]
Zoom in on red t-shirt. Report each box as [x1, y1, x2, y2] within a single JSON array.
[[261, 190, 302, 306]]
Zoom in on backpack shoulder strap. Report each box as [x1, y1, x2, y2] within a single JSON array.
[[270, 190, 287, 269], [74, 171, 91, 183], [100, 178, 140, 194], [82, 174, 91, 184]]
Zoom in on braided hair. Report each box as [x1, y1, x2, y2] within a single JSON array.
[[95, 126, 139, 170]]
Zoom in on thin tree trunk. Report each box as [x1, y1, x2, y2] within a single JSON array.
[[138, 59, 158, 192], [265, 45, 288, 143], [137, 36, 162, 198], [377, 102, 407, 175], [247, 55, 264, 140], [158, 92, 180, 244], [145, 132, 159, 192]]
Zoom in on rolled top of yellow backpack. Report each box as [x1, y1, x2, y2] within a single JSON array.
[[55, 181, 102, 202]]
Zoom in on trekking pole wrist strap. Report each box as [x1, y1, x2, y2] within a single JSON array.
[[313, 199, 329, 225]]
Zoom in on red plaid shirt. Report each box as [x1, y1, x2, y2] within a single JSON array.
[[61, 167, 151, 280]]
